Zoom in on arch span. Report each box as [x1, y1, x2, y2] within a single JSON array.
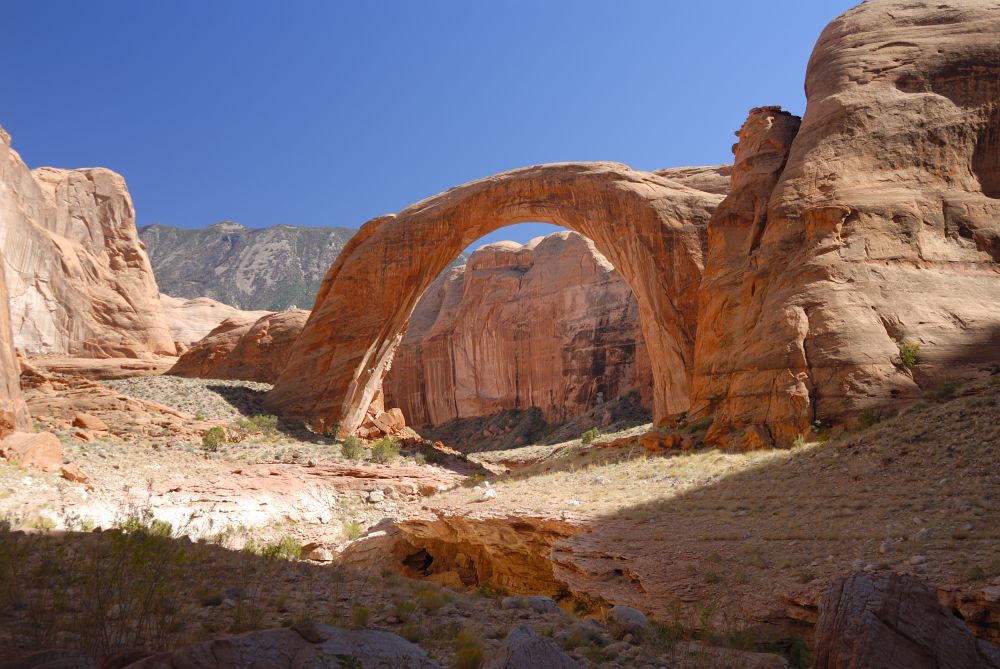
[[264, 162, 723, 435]]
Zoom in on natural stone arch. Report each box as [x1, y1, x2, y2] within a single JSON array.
[[264, 162, 722, 434]]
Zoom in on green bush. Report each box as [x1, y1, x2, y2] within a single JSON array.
[[898, 341, 920, 367], [370, 436, 400, 464], [241, 414, 278, 436], [343, 520, 364, 541], [580, 427, 600, 444], [201, 426, 226, 452], [340, 436, 364, 460], [244, 535, 301, 561]]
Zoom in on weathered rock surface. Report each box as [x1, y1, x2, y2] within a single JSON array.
[[691, 0, 1000, 446], [0, 431, 62, 472], [485, 625, 579, 669], [814, 573, 1000, 669], [0, 126, 173, 358], [124, 623, 440, 668], [0, 249, 29, 437], [159, 293, 269, 346], [267, 162, 723, 435], [168, 309, 309, 384], [384, 232, 651, 427]]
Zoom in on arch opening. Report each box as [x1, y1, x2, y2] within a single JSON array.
[[264, 162, 723, 436], [383, 224, 652, 436]]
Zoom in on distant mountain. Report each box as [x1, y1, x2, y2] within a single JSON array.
[[139, 222, 356, 311]]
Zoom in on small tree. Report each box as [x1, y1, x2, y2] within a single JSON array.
[[201, 426, 226, 452]]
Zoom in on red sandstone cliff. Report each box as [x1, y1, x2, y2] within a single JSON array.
[[0, 126, 173, 358], [383, 232, 651, 427]]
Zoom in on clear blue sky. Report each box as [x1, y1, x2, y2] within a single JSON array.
[[3, 1, 856, 249]]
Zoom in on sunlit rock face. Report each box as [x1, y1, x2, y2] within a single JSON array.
[[264, 161, 724, 435], [0, 126, 173, 358], [0, 248, 29, 437], [691, 0, 1000, 447], [384, 232, 651, 427], [169, 309, 310, 384]]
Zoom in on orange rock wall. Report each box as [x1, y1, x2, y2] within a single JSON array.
[[384, 232, 651, 427], [0, 126, 173, 358]]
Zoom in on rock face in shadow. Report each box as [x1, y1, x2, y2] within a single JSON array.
[[384, 232, 651, 427], [0, 250, 29, 436], [0, 126, 173, 358], [169, 310, 309, 384], [123, 623, 440, 668], [266, 161, 723, 435], [691, 0, 1000, 447], [814, 573, 1000, 669]]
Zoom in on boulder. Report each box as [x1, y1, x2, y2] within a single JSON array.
[[0, 431, 62, 472], [607, 605, 648, 639], [485, 625, 579, 669], [72, 413, 108, 432], [0, 649, 94, 669], [122, 624, 440, 668], [814, 573, 1000, 669], [169, 309, 309, 384], [0, 126, 173, 358], [60, 463, 91, 487]]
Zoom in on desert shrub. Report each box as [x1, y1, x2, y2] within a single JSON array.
[[580, 427, 600, 444], [343, 520, 364, 541], [244, 535, 301, 561], [351, 605, 371, 628], [898, 341, 920, 367], [453, 629, 485, 669], [399, 624, 422, 643], [370, 436, 400, 464], [856, 407, 883, 430], [925, 378, 960, 402], [786, 635, 814, 669], [237, 414, 279, 437], [201, 426, 226, 452], [340, 436, 364, 460], [392, 598, 417, 621], [792, 434, 806, 448], [414, 584, 452, 612]]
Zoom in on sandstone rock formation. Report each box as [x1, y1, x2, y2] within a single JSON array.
[[486, 625, 580, 669], [159, 293, 269, 346], [0, 126, 173, 358], [384, 232, 650, 427], [814, 573, 1000, 669], [168, 309, 309, 384], [691, 0, 1000, 447], [266, 162, 724, 435], [0, 250, 29, 437]]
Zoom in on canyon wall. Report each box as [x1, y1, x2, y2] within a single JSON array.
[[383, 232, 650, 427], [0, 249, 29, 437], [691, 0, 1000, 447], [0, 127, 173, 358]]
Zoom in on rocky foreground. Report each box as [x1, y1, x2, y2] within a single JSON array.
[[0, 365, 998, 667]]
